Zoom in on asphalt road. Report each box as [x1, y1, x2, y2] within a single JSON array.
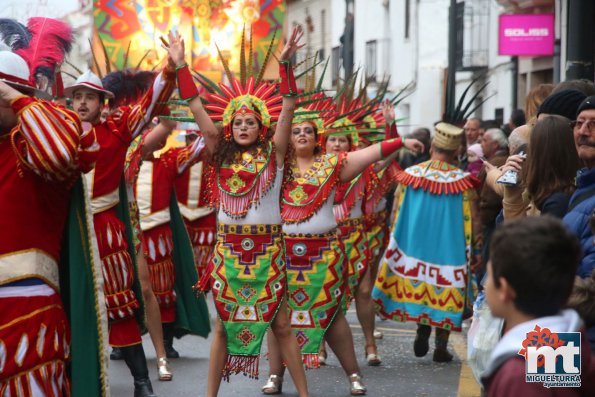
[[108, 299, 479, 397]]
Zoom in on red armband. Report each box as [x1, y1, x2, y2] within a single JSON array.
[[176, 64, 198, 101], [385, 122, 399, 139], [379, 138, 403, 159], [279, 60, 297, 97]]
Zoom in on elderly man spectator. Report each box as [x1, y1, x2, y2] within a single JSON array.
[[563, 95, 595, 352], [464, 117, 482, 146], [477, 129, 509, 282]]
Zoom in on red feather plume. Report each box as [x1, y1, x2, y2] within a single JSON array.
[[15, 17, 73, 85]]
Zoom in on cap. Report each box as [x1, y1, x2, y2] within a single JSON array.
[[434, 122, 463, 151], [64, 70, 115, 98]]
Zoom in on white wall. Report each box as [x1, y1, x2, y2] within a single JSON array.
[[286, 0, 333, 89]]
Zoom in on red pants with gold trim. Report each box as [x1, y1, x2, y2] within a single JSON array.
[[94, 209, 142, 347], [0, 284, 70, 397], [142, 223, 176, 323], [183, 212, 216, 282]]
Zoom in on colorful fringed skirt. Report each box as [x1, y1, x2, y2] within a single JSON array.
[[183, 212, 216, 281], [209, 224, 286, 380], [365, 209, 390, 272], [142, 223, 176, 323], [338, 217, 369, 303], [284, 231, 347, 369]]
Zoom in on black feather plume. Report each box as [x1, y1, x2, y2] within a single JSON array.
[[0, 18, 31, 50]]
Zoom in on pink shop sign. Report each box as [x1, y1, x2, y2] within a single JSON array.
[[499, 14, 554, 56]]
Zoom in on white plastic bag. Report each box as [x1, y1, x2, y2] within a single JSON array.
[[467, 292, 504, 384]]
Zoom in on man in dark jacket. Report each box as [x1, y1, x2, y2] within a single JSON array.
[[564, 95, 595, 351]]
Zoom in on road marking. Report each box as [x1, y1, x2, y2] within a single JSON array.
[[451, 332, 482, 397]]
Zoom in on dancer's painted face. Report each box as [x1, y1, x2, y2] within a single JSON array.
[[232, 114, 260, 146], [291, 122, 318, 154]]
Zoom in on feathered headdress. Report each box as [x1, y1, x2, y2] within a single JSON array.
[[14, 17, 73, 92], [292, 92, 337, 141], [197, 28, 282, 141], [101, 70, 156, 109]]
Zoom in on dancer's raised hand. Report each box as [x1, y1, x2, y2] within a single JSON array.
[[162, 30, 186, 67], [280, 25, 305, 62]]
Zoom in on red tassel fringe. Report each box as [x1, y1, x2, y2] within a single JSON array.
[[222, 354, 260, 382], [303, 353, 320, 370]]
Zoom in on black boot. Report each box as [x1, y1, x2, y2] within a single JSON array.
[[121, 344, 157, 397], [163, 323, 180, 359], [414, 324, 431, 357], [110, 347, 123, 360]]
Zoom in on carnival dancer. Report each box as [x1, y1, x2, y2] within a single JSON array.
[[163, 28, 309, 396], [174, 123, 217, 284], [0, 50, 106, 396], [135, 122, 211, 361], [327, 130, 380, 366], [364, 101, 401, 282], [372, 122, 480, 362], [103, 70, 175, 380], [66, 49, 176, 396], [264, 97, 424, 395]]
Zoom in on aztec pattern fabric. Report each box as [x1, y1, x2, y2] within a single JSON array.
[[184, 213, 217, 281], [210, 224, 285, 380], [282, 153, 346, 223], [284, 233, 346, 369], [93, 209, 142, 346], [216, 142, 277, 218], [0, 286, 70, 397], [339, 218, 369, 304], [365, 209, 390, 271], [142, 223, 176, 323], [372, 160, 476, 332]]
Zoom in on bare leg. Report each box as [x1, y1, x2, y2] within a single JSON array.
[[270, 300, 309, 397], [354, 267, 377, 355], [206, 318, 228, 397], [266, 330, 286, 377], [137, 252, 167, 360], [324, 312, 361, 376]]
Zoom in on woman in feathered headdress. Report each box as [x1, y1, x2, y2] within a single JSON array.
[[263, 84, 424, 395], [163, 27, 310, 396]]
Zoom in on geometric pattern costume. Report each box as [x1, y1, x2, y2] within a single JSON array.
[[372, 160, 478, 331], [282, 152, 347, 368], [84, 69, 174, 346], [208, 142, 284, 379], [334, 170, 370, 303], [0, 96, 107, 396]]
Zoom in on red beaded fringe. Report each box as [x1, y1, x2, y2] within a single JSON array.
[[222, 354, 260, 382], [303, 353, 320, 370]]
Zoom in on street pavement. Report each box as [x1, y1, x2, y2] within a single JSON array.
[[108, 299, 481, 397]]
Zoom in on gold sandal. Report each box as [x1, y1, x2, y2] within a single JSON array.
[[349, 373, 367, 395], [157, 357, 173, 381], [261, 374, 283, 395], [365, 344, 382, 366]]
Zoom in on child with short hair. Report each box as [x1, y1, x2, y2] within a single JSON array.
[[482, 216, 594, 396]]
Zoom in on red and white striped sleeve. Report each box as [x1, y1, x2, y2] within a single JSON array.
[[176, 135, 206, 174], [11, 96, 83, 181], [126, 68, 176, 139]]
